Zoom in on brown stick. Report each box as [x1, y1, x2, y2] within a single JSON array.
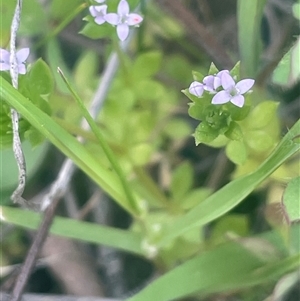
[[10, 197, 61, 301]]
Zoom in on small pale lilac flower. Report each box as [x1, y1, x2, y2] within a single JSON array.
[[203, 70, 229, 93], [203, 75, 217, 92], [212, 72, 254, 107], [89, 4, 108, 25], [95, 0, 106, 3], [0, 48, 30, 74], [189, 81, 204, 97], [104, 0, 143, 41]]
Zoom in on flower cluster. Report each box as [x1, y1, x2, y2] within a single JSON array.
[[0, 48, 30, 75], [189, 70, 255, 108], [89, 0, 143, 41]]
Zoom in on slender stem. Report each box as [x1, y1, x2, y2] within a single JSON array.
[[58, 68, 141, 216], [9, 0, 27, 205], [9, 0, 22, 89], [10, 197, 61, 301]]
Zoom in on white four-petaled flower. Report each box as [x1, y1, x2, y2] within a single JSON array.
[[188, 70, 254, 108], [89, 4, 108, 25], [189, 81, 204, 97], [212, 72, 254, 108], [104, 0, 143, 41], [189, 71, 231, 97], [203, 70, 229, 93], [0, 48, 30, 75]]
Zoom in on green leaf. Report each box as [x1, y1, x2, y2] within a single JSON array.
[[210, 214, 249, 242], [226, 140, 248, 165], [0, 206, 144, 255], [230, 102, 251, 121], [158, 119, 300, 246], [0, 73, 48, 149], [208, 62, 219, 75], [1, 77, 135, 215], [204, 106, 230, 133], [129, 143, 153, 166], [194, 122, 219, 145], [180, 188, 212, 210], [192, 71, 204, 82], [272, 49, 292, 85], [224, 121, 243, 141], [57, 68, 141, 215], [282, 176, 300, 223], [246, 101, 279, 130], [182, 88, 211, 108], [133, 79, 165, 101], [237, 0, 267, 77], [132, 51, 162, 79], [272, 41, 300, 85], [73, 50, 99, 95], [127, 226, 300, 301], [187, 102, 204, 120], [246, 130, 275, 154], [15, 59, 54, 147], [79, 22, 114, 40], [24, 128, 46, 148], [163, 118, 191, 139], [230, 61, 241, 78], [290, 38, 300, 82], [204, 135, 229, 148], [170, 161, 194, 200], [27, 59, 55, 98], [0, 99, 13, 149], [293, 2, 300, 20]]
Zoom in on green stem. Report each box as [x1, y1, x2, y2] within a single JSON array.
[[58, 68, 141, 217]]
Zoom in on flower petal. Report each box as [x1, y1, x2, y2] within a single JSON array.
[[212, 90, 231, 105], [89, 6, 98, 17], [117, 23, 129, 41], [118, 0, 129, 15], [16, 48, 30, 63], [203, 75, 215, 92], [94, 4, 107, 13], [95, 16, 106, 25], [189, 81, 204, 97], [18, 64, 26, 75], [221, 72, 235, 90], [236, 79, 255, 94], [105, 13, 119, 25], [230, 95, 245, 107], [213, 76, 221, 90], [215, 70, 228, 89], [127, 13, 143, 25], [217, 70, 229, 77], [95, 0, 106, 3], [0, 48, 10, 63], [0, 62, 10, 71]]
